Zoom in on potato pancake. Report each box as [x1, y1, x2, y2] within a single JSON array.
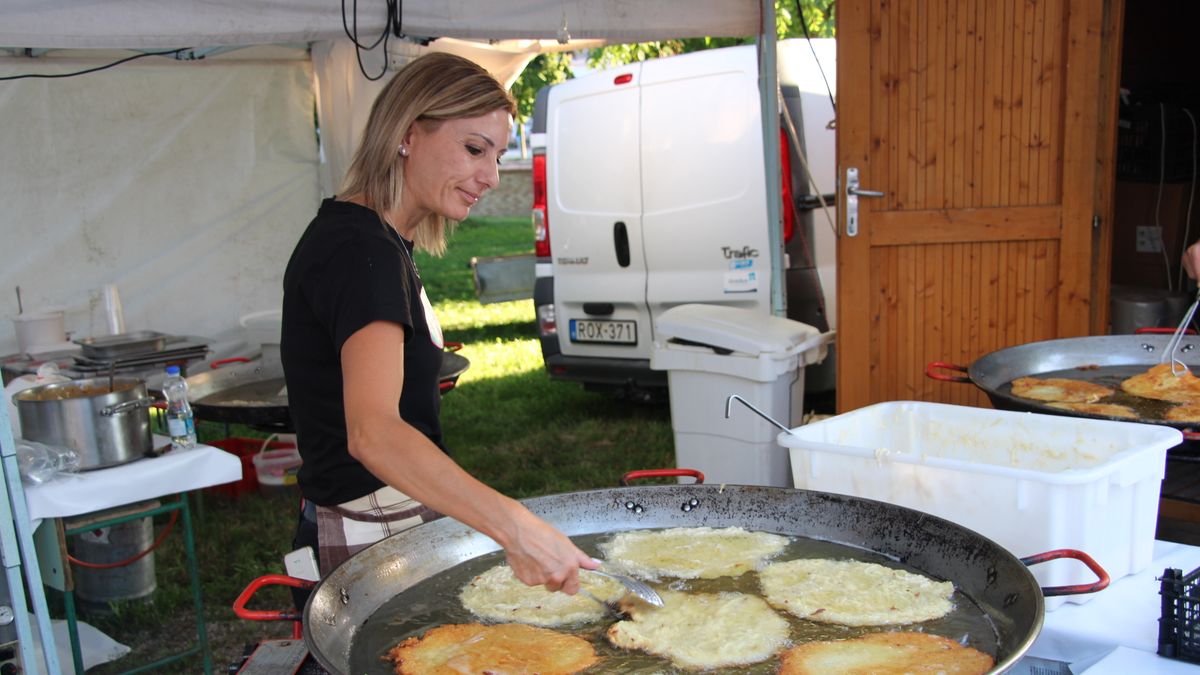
[[385, 623, 598, 675], [1122, 363, 1200, 403], [759, 559, 954, 626], [598, 526, 789, 580], [459, 564, 624, 627], [1166, 403, 1200, 422], [778, 631, 994, 675], [1009, 376, 1113, 403], [1046, 401, 1139, 419], [605, 590, 789, 670]]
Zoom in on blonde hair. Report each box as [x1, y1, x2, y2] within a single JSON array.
[[340, 52, 516, 255]]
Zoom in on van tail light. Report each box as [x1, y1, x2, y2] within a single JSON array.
[[532, 153, 550, 257], [780, 127, 795, 244]]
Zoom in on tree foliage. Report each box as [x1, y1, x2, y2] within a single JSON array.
[[509, 51, 574, 125], [509, 0, 835, 123]]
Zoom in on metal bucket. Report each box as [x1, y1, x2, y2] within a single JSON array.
[[66, 501, 160, 613]]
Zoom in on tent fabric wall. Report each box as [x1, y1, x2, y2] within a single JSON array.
[[0, 1, 760, 49], [0, 50, 319, 355]]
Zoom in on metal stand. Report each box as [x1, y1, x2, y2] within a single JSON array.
[[0, 399, 60, 673], [37, 496, 212, 674]]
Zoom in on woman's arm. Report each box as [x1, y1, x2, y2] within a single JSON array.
[[340, 320, 596, 593]]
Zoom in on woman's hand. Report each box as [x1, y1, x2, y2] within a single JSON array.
[[501, 507, 599, 595]]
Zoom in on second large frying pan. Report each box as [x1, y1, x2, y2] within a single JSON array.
[[928, 333, 1200, 438]]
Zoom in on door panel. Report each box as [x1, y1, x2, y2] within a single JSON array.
[[641, 47, 771, 340], [548, 63, 649, 359], [838, 0, 1113, 411]]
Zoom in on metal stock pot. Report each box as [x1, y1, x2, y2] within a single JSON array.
[[13, 376, 154, 469], [237, 479, 1107, 674]]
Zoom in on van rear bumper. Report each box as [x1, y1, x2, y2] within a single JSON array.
[[542, 353, 666, 390]]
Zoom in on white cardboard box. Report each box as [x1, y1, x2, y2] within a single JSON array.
[[778, 401, 1183, 609]]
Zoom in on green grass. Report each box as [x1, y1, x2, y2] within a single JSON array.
[[80, 216, 674, 673]]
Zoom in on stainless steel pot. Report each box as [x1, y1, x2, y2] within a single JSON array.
[[237, 483, 1108, 674], [13, 377, 154, 470]]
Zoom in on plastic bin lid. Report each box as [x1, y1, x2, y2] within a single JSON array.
[[655, 304, 820, 356]]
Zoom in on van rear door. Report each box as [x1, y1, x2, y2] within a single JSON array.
[[547, 63, 649, 360], [640, 46, 772, 328]]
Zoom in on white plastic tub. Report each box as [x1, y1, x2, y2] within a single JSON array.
[[779, 401, 1182, 609]]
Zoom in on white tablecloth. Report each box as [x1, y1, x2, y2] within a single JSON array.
[[23, 441, 241, 522], [1025, 540, 1200, 672]]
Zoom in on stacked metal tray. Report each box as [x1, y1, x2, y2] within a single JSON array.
[[71, 332, 209, 374]]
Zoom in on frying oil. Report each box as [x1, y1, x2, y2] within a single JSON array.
[[1003, 364, 1181, 421], [348, 532, 999, 674]]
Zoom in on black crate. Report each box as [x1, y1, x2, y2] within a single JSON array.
[[1159, 566, 1200, 663], [1117, 103, 1197, 183]]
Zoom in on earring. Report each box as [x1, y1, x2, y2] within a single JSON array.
[[398, 146, 409, 157]]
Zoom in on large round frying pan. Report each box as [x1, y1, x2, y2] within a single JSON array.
[[928, 333, 1200, 440], [186, 346, 471, 429], [235, 480, 1107, 674]]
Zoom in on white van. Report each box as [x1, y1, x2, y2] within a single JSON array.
[[530, 40, 837, 402]]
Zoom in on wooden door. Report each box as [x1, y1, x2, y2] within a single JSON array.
[[836, 0, 1123, 411]]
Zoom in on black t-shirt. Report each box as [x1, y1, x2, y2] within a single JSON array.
[[280, 198, 445, 506]]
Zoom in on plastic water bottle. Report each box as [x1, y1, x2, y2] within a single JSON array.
[[162, 365, 197, 450]]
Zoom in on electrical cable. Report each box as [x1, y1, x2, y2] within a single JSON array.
[[343, 0, 392, 81], [342, 0, 410, 82], [1175, 107, 1198, 292], [795, 0, 836, 115], [0, 48, 191, 81], [1158, 103, 1173, 292], [782, 102, 837, 237], [782, 102, 833, 323]]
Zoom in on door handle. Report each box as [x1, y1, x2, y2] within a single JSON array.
[[613, 221, 631, 268], [845, 167, 883, 237]]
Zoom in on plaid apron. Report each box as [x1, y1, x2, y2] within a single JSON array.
[[315, 485, 442, 573]]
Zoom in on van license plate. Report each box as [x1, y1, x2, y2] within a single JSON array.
[[569, 319, 637, 345]]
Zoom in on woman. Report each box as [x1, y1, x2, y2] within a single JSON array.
[[280, 52, 595, 598]]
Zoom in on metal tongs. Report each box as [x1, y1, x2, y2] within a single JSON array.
[[1162, 289, 1200, 376]]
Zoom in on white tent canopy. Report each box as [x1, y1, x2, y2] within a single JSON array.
[[0, 0, 778, 357], [0, 1, 761, 48]]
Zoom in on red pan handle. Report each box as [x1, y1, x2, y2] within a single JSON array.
[[1020, 549, 1110, 597], [1135, 327, 1198, 335], [926, 361, 971, 383], [211, 357, 252, 369], [621, 469, 705, 485], [233, 574, 314, 622]]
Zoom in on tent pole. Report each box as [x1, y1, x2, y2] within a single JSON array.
[[757, 0, 784, 317]]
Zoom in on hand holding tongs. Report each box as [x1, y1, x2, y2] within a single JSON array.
[[1162, 289, 1200, 376]]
